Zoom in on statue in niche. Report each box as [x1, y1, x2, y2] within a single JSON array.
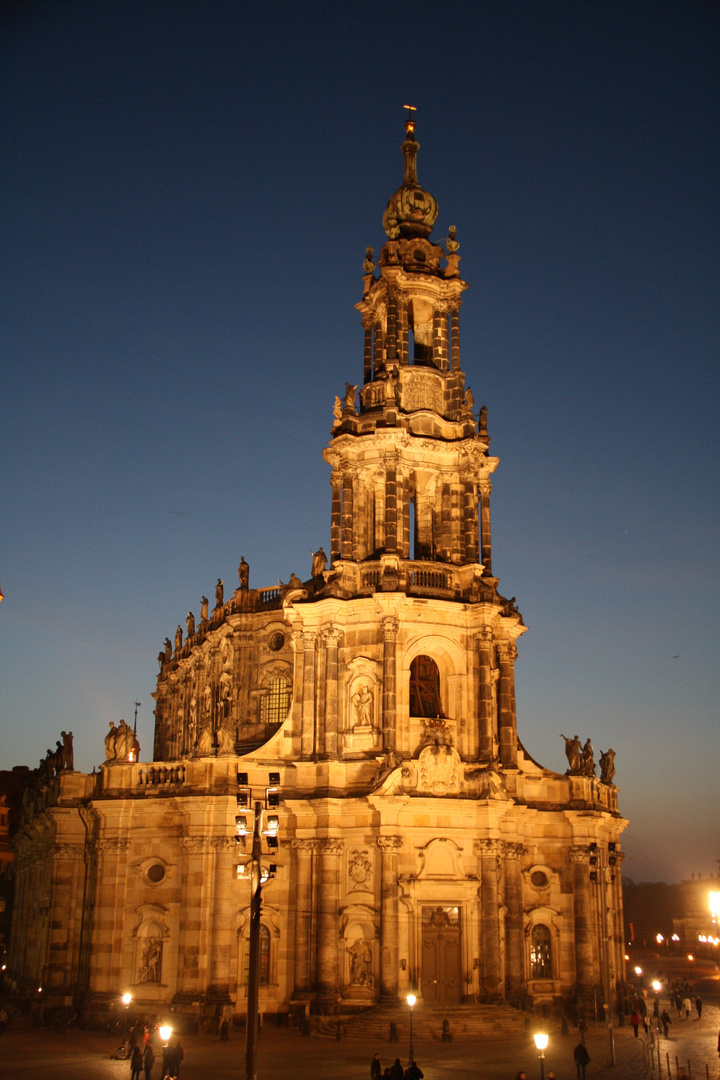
[[215, 578, 224, 608], [238, 557, 249, 589], [139, 938, 162, 984], [311, 547, 327, 578], [200, 596, 209, 622], [599, 748, 616, 785], [175, 625, 183, 652], [216, 721, 236, 755], [186, 611, 195, 637], [344, 382, 357, 412], [202, 683, 212, 717], [582, 738, 595, 777], [352, 683, 374, 728], [219, 671, 231, 717], [560, 734, 582, 774], [347, 937, 372, 985], [333, 396, 343, 423], [196, 721, 213, 755], [348, 849, 372, 890], [189, 697, 197, 730]]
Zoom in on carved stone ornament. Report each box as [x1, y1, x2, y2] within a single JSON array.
[[465, 764, 509, 800], [417, 743, 461, 795], [377, 836, 403, 852], [348, 849, 373, 891], [178, 836, 237, 854], [318, 838, 345, 856], [96, 838, 132, 855], [291, 838, 324, 853]]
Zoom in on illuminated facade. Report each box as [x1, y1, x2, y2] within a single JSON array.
[[10, 119, 627, 1026]]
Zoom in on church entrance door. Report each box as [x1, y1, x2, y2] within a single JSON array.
[[421, 906, 462, 1005]]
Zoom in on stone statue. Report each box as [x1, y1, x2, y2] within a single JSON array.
[[186, 611, 195, 637], [352, 683, 374, 728], [114, 719, 135, 761], [479, 404, 488, 432], [139, 938, 162, 984], [279, 572, 303, 591], [200, 596, 209, 622], [216, 721, 236, 755], [344, 382, 357, 412], [446, 225, 459, 254], [238, 557, 249, 589], [105, 721, 118, 761], [363, 246, 375, 273], [372, 749, 402, 788], [215, 578, 224, 608], [560, 734, 582, 774], [203, 683, 212, 717], [175, 625, 183, 652], [333, 396, 343, 422], [59, 730, 73, 771], [311, 547, 327, 577], [347, 937, 372, 985], [385, 216, 400, 240], [464, 387, 474, 412], [196, 721, 213, 756], [599, 748, 616, 785], [164, 637, 172, 661], [581, 738, 595, 777]]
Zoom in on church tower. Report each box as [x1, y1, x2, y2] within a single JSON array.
[[9, 115, 627, 1027]]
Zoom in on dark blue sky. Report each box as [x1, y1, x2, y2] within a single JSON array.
[[1, 0, 718, 883]]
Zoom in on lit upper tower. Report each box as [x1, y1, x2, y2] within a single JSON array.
[[323, 110, 504, 596]]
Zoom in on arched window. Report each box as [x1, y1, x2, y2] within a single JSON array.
[[530, 924, 552, 979], [409, 655, 444, 718], [261, 677, 290, 724], [243, 924, 270, 985]]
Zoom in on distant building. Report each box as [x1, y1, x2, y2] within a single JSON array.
[[9, 118, 627, 1027], [672, 872, 720, 955]]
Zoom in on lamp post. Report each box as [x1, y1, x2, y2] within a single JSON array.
[[406, 993, 416, 1065], [122, 993, 132, 1039], [533, 1032, 548, 1080]]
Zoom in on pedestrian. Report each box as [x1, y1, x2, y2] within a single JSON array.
[[130, 1045, 143, 1080], [219, 1018, 229, 1041], [143, 1042, 155, 1080], [405, 1062, 423, 1080], [682, 997, 692, 1019], [371, 1054, 382, 1080], [630, 1009, 640, 1038], [574, 1041, 591, 1080], [695, 996, 702, 1019], [578, 1015, 587, 1045], [513, 1073, 526, 1080], [390, 1058, 404, 1080], [167, 1038, 183, 1078], [660, 1009, 672, 1038]]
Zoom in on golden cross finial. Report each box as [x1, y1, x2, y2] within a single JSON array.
[[403, 103, 417, 120], [403, 102, 417, 137]]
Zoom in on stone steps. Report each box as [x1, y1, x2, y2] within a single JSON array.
[[318, 1004, 530, 1042]]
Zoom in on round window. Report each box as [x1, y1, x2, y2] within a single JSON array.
[[268, 632, 285, 652], [531, 870, 548, 888], [147, 864, 165, 883]]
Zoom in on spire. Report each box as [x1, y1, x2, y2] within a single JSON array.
[[382, 106, 438, 240]]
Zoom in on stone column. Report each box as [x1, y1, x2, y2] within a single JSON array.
[[385, 459, 398, 553], [496, 643, 518, 767], [314, 635, 328, 759], [378, 836, 403, 1000], [570, 847, 595, 991], [322, 629, 341, 759], [300, 632, 317, 760], [478, 481, 492, 573], [386, 292, 398, 361], [475, 840, 502, 995], [374, 321, 384, 376], [291, 840, 316, 996], [232, 630, 253, 725], [476, 629, 494, 760], [504, 844, 525, 993], [450, 307, 461, 370], [463, 480, 479, 562], [209, 837, 236, 994], [363, 319, 373, 383], [341, 472, 354, 561], [381, 617, 398, 750], [330, 473, 342, 562], [316, 839, 344, 1000]]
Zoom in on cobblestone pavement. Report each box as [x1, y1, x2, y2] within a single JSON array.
[[0, 1004, 717, 1080]]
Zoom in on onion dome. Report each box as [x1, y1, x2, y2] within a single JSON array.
[[382, 113, 439, 240]]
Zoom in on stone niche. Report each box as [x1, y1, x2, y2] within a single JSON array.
[[343, 657, 380, 752]]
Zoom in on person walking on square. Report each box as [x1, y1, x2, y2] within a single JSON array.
[[143, 1041, 155, 1080], [660, 1009, 672, 1037], [130, 1045, 143, 1080], [574, 1041, 590, 1080], [390, 1058, 404, 1080], [630, 1009, 640, 1037], [695, 995, 702, 1019], [371, 1054, 382, 1080], [682, 996, 692, 1019], [578, 1015, 587, 1045]]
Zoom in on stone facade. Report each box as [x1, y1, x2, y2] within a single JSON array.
[[9, 117, 627, 1025]]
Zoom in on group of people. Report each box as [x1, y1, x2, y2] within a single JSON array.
[[127, 1026, 183, 1080], [371, 1054, 423, 1080]]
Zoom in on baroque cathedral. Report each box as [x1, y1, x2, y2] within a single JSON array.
[[10, 117, 627, 1026]]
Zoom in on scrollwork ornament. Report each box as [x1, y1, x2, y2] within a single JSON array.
[[382, 617, 399, 641], [377, 835, 403, 853], [178, 836, 237, 854]]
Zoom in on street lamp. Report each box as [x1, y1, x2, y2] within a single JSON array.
[[533, 1032, 548, 1080], [407, 993, 416, 1065], [122, 993, 132, 1038]]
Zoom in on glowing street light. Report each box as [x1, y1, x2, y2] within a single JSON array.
[[533, 1032, 549, 1080], [122, 993, 132, 1038], [407, 993, 416, 1065], [634, 966, 643, 976], [652, 980, 662, 993], [159, 1023, 173, 1043]]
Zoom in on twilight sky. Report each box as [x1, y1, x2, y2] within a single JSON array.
[[1, 0, 718, 885]]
